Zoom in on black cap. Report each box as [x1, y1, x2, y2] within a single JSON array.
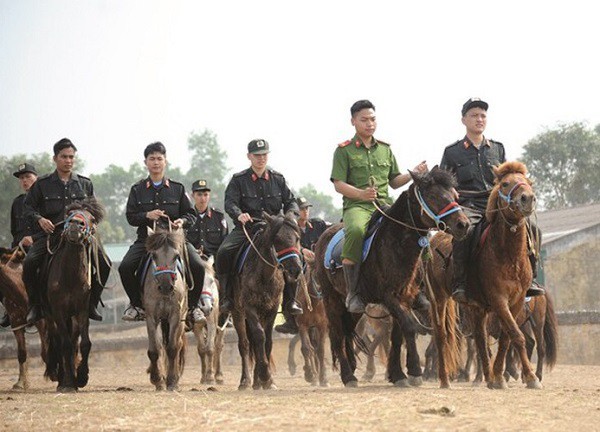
[[461, 98, 489, 116], [296, 197, 312, 209], [247, 139, 270, 155], [13, 163, 38, 178], [191, 179, 211, 192]]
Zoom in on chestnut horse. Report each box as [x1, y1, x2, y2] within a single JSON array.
[[44, 198, 105, 392], [314, 167, 470, 387], [426, 161, 543, 389], [231, 212, 303, 390], [0, 247, 48, 390]]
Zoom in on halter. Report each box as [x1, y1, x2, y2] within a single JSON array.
[[498, 181, 528, 205], [276, 246, 301, 264], [63, 210, 93, 242], [152, 259, 182, 281], [414, 187, 461, 231]]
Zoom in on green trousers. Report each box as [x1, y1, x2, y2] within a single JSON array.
[[342, 206, 375, 263]]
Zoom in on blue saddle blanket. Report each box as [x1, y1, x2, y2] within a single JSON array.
[[324, 217, 382, 270]]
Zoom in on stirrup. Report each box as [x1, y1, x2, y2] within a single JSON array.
[[346, 294, 365, 314]]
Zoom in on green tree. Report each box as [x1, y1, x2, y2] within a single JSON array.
[[295, 184, 341, 223], [521, 122, 600, 209], [0, 153, 55, 246]]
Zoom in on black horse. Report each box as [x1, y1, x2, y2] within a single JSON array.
[[314, 167, 470, 387]]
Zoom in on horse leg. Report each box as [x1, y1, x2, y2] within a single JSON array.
[[362, 333, 377, 382], [494, 301, 541, 389], [299, 324, 317, 385], [472, 310, 492, 389], [326, 293, 359, 387], [166, 320, 185, 391], [530, 318, 544, 381], [315, 324, 329, 387], [214, 327, 225, 384], [58, 318, 77, 392], [232, 311, 252, 390], [404, 328, 423, 387], [491, 330, 511, 389], [204, 317, 217, 385], [76, 315, 91, 389], [386, 319, 409, 387], [287, 334, 300, 376], [195, 324, 209, 384], [260, 309, 278, 390], [146, 317, 165, 391], [12, 329, 29, 391]]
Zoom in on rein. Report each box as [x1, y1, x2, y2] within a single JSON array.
[[241, 221, 301, 270]]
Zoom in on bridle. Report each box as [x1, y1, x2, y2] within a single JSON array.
[[498, 180, 529, 208], [242, 219, 301, 270], [63, 210, 94, 244]]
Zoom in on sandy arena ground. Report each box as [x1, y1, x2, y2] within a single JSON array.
[[0, 336, 599, 432]]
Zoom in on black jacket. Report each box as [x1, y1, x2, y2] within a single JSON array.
[[300, 218, 331, 250], [23, 171, 94, 237], [126, 177, 196, 240], [224, 167, 299, 227], [11, 194, 33, 247], [186, 207, 228, 257]]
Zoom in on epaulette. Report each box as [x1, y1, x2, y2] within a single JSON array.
[[36, 173, 53, 181], [232, 169, 249, 178], [488, 139, 504, 147], [133, 178, 146, 186], [211, 207, 224, 215], [375, 139, 391, 146], [269, 168, 284, 177], [76, 173, 91, 181], [167, 178, 183, 186], [337, 140, 351, 148], [444, 140, 462, 150]]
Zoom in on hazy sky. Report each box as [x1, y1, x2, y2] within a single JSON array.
[[2, 1, 599, 207]]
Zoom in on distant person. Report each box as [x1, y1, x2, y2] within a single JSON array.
[[118, 142, 206, 322], [186, 179, 228, 259], [330, 99, 427, 313], [215, 139, 300, 315], [22, 138, 111, 324], [275, 196, 331, 334], [440, 97, 545, 303]]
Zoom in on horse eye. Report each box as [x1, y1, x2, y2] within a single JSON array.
[[501, 182, 510, 188]]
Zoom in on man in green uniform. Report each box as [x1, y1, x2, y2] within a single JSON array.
[[330, 100, 427, 313]]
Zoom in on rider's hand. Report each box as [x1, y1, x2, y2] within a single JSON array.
[[38, 217, 55, 234], [413, 160, 428, 174], [21, 236, 33, 247], [146, 209, 166, 221], [301, 248, 315, 263], [238, 213, 253, 224], [451, 187, 460, 201], [361, 187, 378, 201], [172, 219, 184, 229]]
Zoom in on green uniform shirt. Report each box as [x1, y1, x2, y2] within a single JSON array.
[[330, 134, 401, 210]]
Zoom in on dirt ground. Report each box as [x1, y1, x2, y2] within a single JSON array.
[[0, 337, 599, 432]]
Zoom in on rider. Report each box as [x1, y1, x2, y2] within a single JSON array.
[[119, 142, 206, 322], [23, 138, 111, 324], [215, 139, 299, 315], [440, 97, 545, 303], [186, 179, 228, 260], [331, 100, 428, 313], [0, 163, 38, 328], [275, 196, 331, 334]]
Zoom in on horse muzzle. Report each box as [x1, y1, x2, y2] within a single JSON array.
[[515, 193, 536, 217]]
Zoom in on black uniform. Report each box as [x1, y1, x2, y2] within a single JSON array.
[[300, 218, 330, 251], [186, 207, 228, 258], [215, 167, 299, 275], [118, 177, 205, 309], [10, 194, 33, 248], [22, 171, 110, 306]]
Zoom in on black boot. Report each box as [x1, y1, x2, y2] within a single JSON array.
[[412, 291, 431, 312], [89, 282, 103, 321], [0, 310, 9, 328], [451, 239, 468, 303], [526, 280, 545, 297], [218, 273, 233, 315], [275, 310, 299, 334], [284, 281, 303, 316], [26, 284, 42, 324], [343, 263, 365, 313]]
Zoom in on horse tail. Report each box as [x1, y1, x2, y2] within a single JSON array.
[[43, 326, 61, 382], [543, 294, 559, 370], [179, 329, 186, 374], [430, 297, 460, 377]]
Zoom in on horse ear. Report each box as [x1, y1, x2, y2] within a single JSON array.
[[262, 211, 273, 223], [147, 226, 155, 236]]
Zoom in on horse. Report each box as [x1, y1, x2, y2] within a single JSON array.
[[0, 247, 48, 390], [192, 257, 225, 385], [425, 161, 543, 389], [293, 262, 330, 387], [231, 212, 303, 390], [143, 226, 188, 391], [43, 198, 105, 392], [355, 304, 392, 382], [313, 166, 470, 387]]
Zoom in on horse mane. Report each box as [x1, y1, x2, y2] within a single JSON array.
[[146, 230, 185, 252], [263, 214, 300, 246], [486, 161, 529, 223], [66, 197, 106, 224]]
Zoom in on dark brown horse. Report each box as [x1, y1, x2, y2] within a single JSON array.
[[314, 167, 470, 387], [426, 161, 543, 389], [43, 198, 105, 392], [0, 247, 48, 390], [232, 212, 303, 390]]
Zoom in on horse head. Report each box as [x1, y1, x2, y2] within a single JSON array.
[[262, 211, 303, 283], [146, 229, 185, 295], [486, 161, 536, 224], [63, 198, 105, 245], [409, 165, 470, 240]]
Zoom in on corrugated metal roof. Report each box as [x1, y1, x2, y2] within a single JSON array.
[[535, 203, 600, 244]]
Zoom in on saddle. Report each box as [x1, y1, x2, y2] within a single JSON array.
[[324, 211, 385, 271]]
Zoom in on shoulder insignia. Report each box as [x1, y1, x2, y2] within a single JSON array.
[[167, 178, 183, 186], [76, 173, 91, 181], [337, 140, 351, 148], [488, 139, 504, 147], [37, 173, 52, 181], [376, 139, 391, 146], [444, 140, 462, 149], [211, 207, 224, 215], [232, 169, 248, 178], [133, 178, 146, 186], [269, 169, 283, 177]]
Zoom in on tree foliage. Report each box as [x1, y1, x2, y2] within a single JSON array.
[[521, 122, 600, 209], [294, 183, 341, 223]]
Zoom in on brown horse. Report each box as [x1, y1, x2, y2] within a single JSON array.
[[0, 247, 48, 390], [314, 167, 470, 387], [232, 212, 303, 390], [293, 263, 329, 387], [426, 161, 543, 389], [43, 198, 105, 392]]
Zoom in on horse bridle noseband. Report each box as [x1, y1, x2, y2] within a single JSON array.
[[242, 221, 301, 270], [63, 210, 94, 243]]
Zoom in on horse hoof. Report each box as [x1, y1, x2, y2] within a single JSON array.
[[344, 380, 358, 388], [526, 379, 543, 390], [216, 378, 224, 385], [289, 366, 296, 376], [11, 382, 27, 391], [155, 386, 165, 391], [263, 382, 278, 390], [439, 382, 451, 390], [167, 385, 179, 392], [408, 376, 423, 387], [238, 384, 250, 391], [394, 379, 410, 388], [361, 374, 375, 382], [492, 379, 508, 390], [57, 386, 77, 393], [320, 382, 330, 388]]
